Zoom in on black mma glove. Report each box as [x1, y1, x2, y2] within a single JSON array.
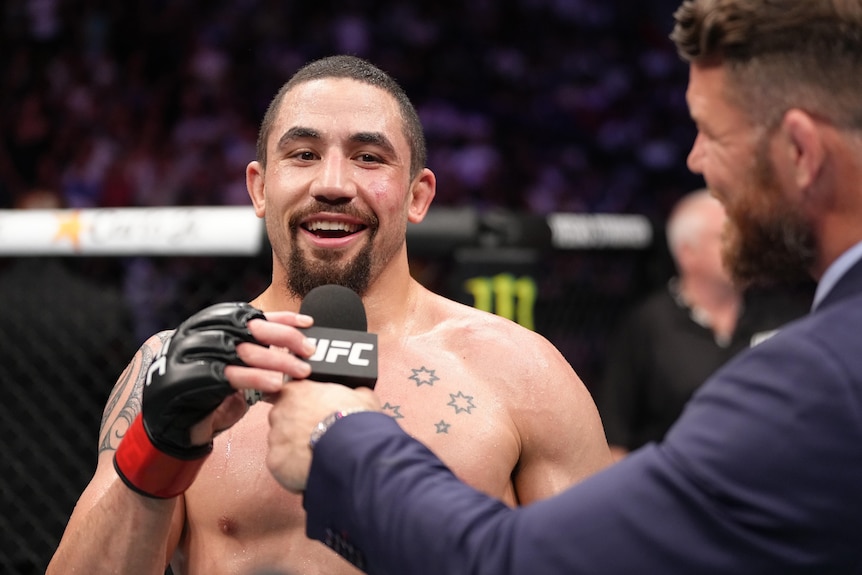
[[114, 302, 266, 498]]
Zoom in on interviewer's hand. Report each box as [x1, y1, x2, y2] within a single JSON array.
[[267, 380, 381, 493]]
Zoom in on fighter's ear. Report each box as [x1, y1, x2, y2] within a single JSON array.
[[407, 168, 436, 224], [246, 161, 266, 218]]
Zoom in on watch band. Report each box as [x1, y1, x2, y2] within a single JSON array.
[[309, 409, 370, 449]]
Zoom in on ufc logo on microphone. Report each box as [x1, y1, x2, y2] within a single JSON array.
[[308, 338, 375, 366]]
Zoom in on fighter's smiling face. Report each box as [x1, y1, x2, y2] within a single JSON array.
[[252, 77, 418, 298]]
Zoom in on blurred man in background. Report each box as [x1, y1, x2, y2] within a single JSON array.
[[598, 189, 810, 459]]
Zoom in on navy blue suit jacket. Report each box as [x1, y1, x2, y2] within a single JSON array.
[[304, 261, 862, 574]]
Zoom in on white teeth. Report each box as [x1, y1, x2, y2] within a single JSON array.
[[306, 221, 359, 233]]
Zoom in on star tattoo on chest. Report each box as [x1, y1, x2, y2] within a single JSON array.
[[447, 391, 476, 414], [381, 402, 403, 419], [401, 365, 479, 434], [434, 420, 451, 434], [409, 366, 439, 387]]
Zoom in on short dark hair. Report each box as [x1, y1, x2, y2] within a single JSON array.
[[256, 55, 427, 178], [671, 0, 862, 129]]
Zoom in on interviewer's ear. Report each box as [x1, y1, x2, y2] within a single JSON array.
[[779, 109, 825, 195], [408, 167, 436, 224]]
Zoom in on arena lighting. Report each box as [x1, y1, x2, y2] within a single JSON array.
[[0, 206, 263, 256], [0, 206, 652, 256], [408, 208, 653, 255], [546, 212, 653, 250]]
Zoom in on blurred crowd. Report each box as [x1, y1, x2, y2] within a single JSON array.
[[0, 0, 702, 219]]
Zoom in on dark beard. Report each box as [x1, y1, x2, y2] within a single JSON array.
[[280, 202, 376, 298], [722, 150, 816, 288], [286, 240, 373, 299]]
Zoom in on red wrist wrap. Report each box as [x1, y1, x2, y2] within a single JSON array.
[[113, 415, 208, 499]]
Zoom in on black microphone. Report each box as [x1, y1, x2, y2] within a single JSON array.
[[298, 284, 378, 389]]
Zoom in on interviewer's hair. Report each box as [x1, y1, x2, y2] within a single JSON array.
[[256, 55, 427, 178], [671, 0, 862, 130]]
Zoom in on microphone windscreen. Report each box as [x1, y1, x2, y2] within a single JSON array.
[[299, 284, 367, 331]]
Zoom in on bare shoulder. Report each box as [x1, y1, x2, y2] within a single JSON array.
[[394, 288, 611, 497], [428, 293, 567, 355], [414, 289, 612, 490], [421, 292, 579, 387], [98, 330, 173, 455]]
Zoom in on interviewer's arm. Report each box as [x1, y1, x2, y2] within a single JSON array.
[[293, 331, 862, 574], [301, 413, 740, 575]]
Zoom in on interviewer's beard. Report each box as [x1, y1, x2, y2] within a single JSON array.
[[722, 147, 816, 288]]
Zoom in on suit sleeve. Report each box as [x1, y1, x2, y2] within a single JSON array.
[[303, 324, 862, 574]]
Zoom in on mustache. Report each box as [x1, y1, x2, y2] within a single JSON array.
[[288, 201, 376, 230]]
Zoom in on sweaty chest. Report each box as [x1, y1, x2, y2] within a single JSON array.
[[372, 345, 520, 495], [180, 347, 521, 566], [179, 409, 358, 575], [187, 407, 303, 537]]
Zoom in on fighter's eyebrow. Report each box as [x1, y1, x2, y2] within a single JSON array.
[[350, 131, 396, 157], [276, 126, 320, 152], [274, 127, 398, 159]]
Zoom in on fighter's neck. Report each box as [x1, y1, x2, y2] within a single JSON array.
[[250, 277, 423, 335]]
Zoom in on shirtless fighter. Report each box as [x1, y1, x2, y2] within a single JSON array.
[[47, 55, 612, 575]]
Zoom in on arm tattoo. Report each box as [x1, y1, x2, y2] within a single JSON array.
[[98, 331, 172, 454]]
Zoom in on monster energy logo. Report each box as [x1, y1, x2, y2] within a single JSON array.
[[464, 273, 537, 330]]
